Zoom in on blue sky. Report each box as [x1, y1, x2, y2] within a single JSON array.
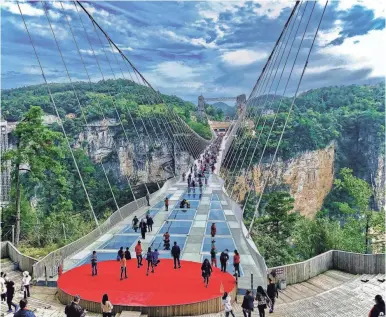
[[1, 1, 385, 104]]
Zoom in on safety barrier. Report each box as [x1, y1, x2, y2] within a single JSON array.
[[268, 250, 385, 285], [0, 241, 38, 274], [32, 176, 179, 280]]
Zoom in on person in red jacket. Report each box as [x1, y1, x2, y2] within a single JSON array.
[[135, 241, 143, 268], [233, 250, 241, 277], [211, 223, 217, 238], [164, 197, 169, 211]]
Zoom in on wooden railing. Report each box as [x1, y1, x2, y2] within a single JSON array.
[[268, 250, 385, 285], [0, 241, 38, 274]]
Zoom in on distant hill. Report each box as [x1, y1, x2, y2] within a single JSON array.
[[210, 102, 236, 118]]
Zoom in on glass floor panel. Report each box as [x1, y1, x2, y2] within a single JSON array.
[[182, 193, 202, 200], [208, 209, 226, 221], [157, 252, 173, 259], [159, 221, 192, 234], [211, 194, 220, 201], [210, 201, 222, 209], [77, 251, 117, 267], [201, 254, 244, 276], [150, 235, 188, 251], [100, 234, 139, 250], [205, 222, 231, 235], [202, 237, 236, 253], [168, 209, 196, 220]]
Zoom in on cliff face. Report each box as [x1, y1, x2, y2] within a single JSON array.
[[232, 144, 335, 218], [74, 119, 190, 185]]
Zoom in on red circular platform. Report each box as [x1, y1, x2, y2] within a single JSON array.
[[58, 259, 236, 308]]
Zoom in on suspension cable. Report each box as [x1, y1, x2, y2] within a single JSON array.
[[17, 1, 99, 227], [248, 1, 328, 235]]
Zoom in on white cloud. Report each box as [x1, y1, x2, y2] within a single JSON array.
[[318, 29, 386, 77], [253, 1, 293, 19], [2, 1, 44, 16], [317, 20, 344, 46], [222, 49, 268, 66], [162, 30, 217, 49], [121, 47, 133, 52], [336, 0, 385, 19]]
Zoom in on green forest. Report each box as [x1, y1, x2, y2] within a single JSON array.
[[234, 83, 385, 267]]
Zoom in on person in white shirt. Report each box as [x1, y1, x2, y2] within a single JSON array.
[[0, 272, 6, 301], [22, 271, 31, 299], [222, 292, 235, 317], [101, 293, 113, 317]]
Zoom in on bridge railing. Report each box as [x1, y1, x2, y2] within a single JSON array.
[[268, 250, 385, 285], [0, 241, 38, 274], [32, 176, 179, 280]]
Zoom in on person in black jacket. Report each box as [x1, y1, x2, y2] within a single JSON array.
[[241, 290, 254, 317], [124, 247, 131, 260], [201, 259, 212, 287], [220, 249, 229, 272], [369, 295, 385, 317], [147, 216, 154, 232], [65, 295, 86, 317], [171, 241, 181, 269], [266, 278, 278, 313], [6, 280, 17, 313]]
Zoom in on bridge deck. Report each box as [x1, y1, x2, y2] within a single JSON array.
[[63, 170, 265, 290]]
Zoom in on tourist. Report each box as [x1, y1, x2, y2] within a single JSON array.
[[101, 294, 113, 317], [135, 241, 143, 268], [146, 192, 150, 206], [210, 245, 217, 267], [124, 247, 131, 260], [233, 250, 241, 277], [147, 215, 154, 232], [241, 290, 254, 317], [211, 223, 217, 238], [91, 251, 97, 276], [146, 247, 154, 275], [255, 286, 269, 317], [65, 295, 86, 317], [117, 247, 124, 261], [369, 295, 385, 317], [120, 255, 127, 280], [222, 292, 236, 317], [140, 219, 147, 239], [163, 232, 170, 250], [191, 180, 195, 188], [164, 197, 169, 211], [220, 249, 229, 272], [22, 271, 31, 299], [182, 172, 186, 181], [153, 248, 160, 267], [171, 241, 181, 269], [6, 280, 17, 313], [132, 216, 139, 232], [0, 272, 6, 301], [201, 258, 212, 288], [266, 278, 278, 313], [14, 299, 36, 317], [186, 200, 191, 208]]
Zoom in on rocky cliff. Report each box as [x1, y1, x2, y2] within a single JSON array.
[[74, 118, 191, 185]]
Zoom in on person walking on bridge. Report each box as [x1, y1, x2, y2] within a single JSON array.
[[171, 241, 181, 269], [146, 247, 154, 275], [120, 255, 127, 280], [91, 251, 97, 277], [132, 216, 139, 233], [233, 250, 241, 277], [125, 247, 131, 261], [220, 249, 229, 272], [135, 241, 143, 268], [146, 192, 150, 206], [201, 258, 212, 288], [140, 219, 147, 239], [164, 197, 169, 211], [210, 245, 217, 268], [211, 223, 217, 238], [147, 215, 154, 232]]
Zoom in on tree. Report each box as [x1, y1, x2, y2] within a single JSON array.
[[333, 168, 381, 253], [2, 106, 65, 245]]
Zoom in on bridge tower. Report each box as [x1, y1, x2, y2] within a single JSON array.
[[197, 95, 205, 121], [236, 94, 246, 115], [0, 120, 10, 207]]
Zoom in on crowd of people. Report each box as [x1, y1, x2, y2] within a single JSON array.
[[0, 271, 32, 313]]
